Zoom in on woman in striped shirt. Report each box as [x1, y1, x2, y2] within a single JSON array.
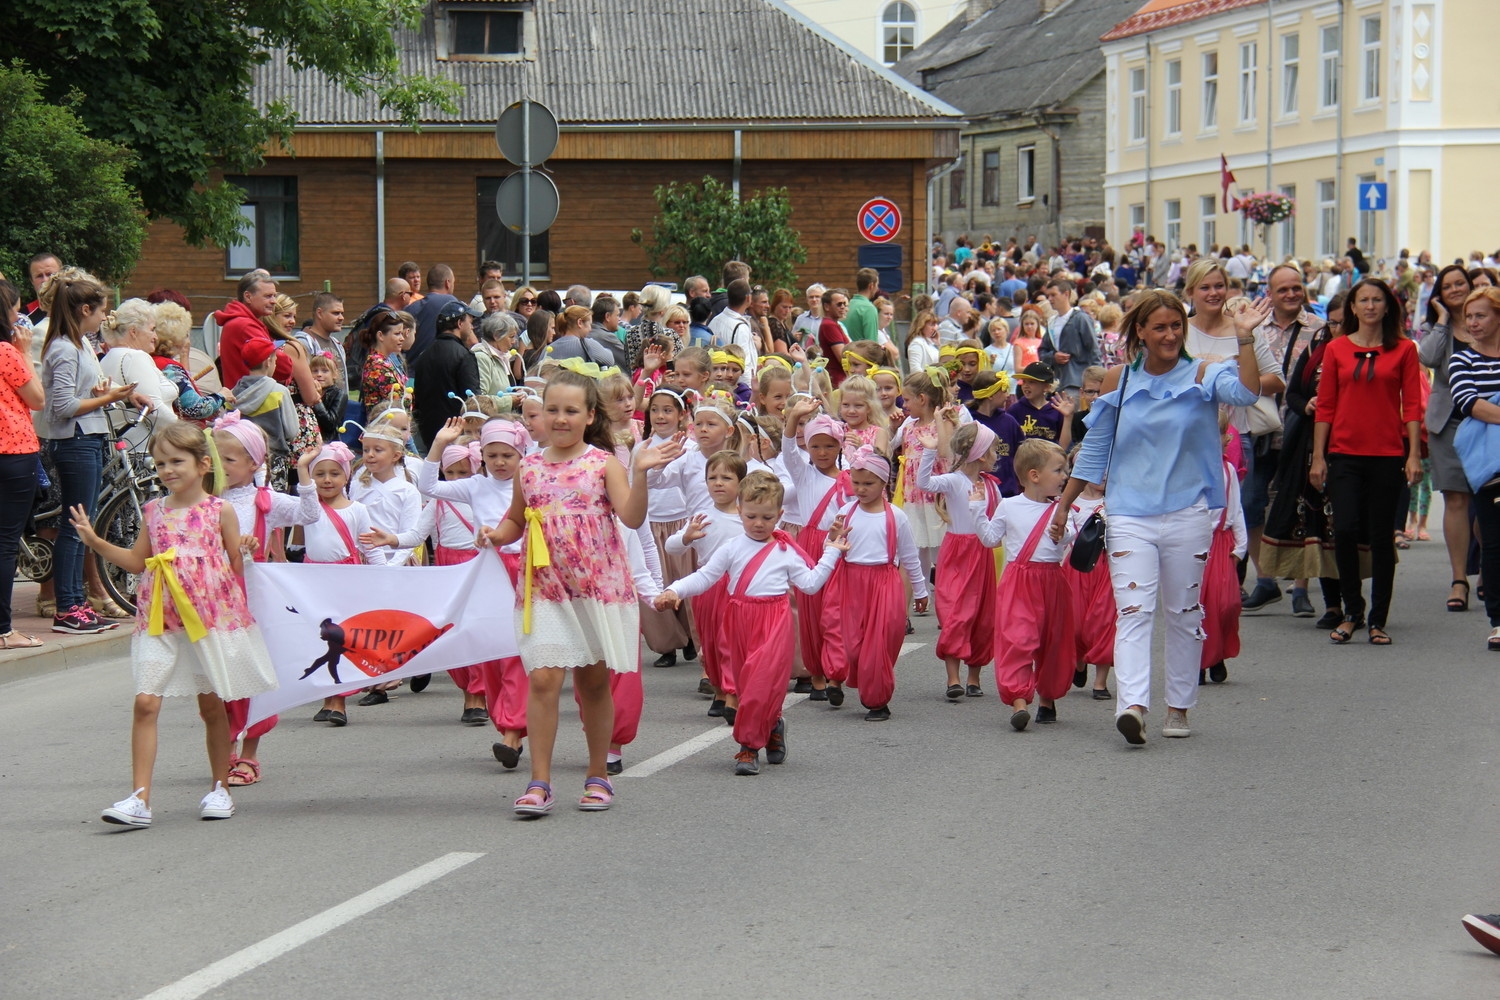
[[1447, 286, 1500, 650]]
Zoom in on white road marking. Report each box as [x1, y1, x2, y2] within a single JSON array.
[[622, 642, 928, 778], [139, 852, 484, 1000]]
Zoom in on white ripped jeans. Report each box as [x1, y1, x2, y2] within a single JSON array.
[[1105, 504, 1215, 716]]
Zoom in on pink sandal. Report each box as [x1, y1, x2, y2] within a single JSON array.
[[578, 776, 614, 812], [514, 781, 554, 818], [227, 757, 261, 786]]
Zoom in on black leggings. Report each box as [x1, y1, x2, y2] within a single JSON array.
[[1474, 483, 1500, 626], [1326, 454, 1404, 629]]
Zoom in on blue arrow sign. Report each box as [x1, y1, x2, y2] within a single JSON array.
[[1358, 181, 1388, 211]]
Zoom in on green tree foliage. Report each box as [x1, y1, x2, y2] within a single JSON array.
[[0, 65, 145, 284], [632, 177, 807, 289], [1, 0, 460, 252]]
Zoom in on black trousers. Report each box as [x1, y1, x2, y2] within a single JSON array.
[[1473, 482, 1500, 626], [1326, 454, 1405, 629]]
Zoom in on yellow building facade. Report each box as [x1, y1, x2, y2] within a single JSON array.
[[1101, 0, 1500, 265]]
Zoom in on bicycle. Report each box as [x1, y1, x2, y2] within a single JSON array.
[[90, 406, 164, 614]]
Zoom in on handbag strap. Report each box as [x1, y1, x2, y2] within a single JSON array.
[[1101, 362, 1130, 485]]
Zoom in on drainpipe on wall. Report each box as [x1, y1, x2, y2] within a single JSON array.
[[1334, 0, 1346, 254], [1035, 117, 1064, 248], [1144, 39, 1154, 248], [927, 153, 964, 290], [733, 129, 742, 201], [1265, 0, 1275, 259], [967, 132, 977, 233], [375, 130, 386, 289]]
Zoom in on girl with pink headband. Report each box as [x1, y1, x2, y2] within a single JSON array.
[[921, 408, 1006, 702], [305, 440, 387, 728], [210, 411, 322, 784], [779, 396, 852, 700], [819, 445, 928, 720], [417, 415, 533, 764]]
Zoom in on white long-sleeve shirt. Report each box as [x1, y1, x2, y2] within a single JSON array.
[[301, 492, 382, 564], [634, 435, 689, 522], [619, 519, 662, 603], [767, 454, 802, 527], [349, 472, 423, 565], [415, 461, 519, 553], [971, 494, 1075, 564], [407, 496, 479, 552], [835, 501, 928, 599], [647, 443, 711, 516], [669, 533, 841, 599], [665, 507, 743, 562], [780, 434, 844, 531], [221, 482, 319, 545], [1217, 461, 1249, 559], [918, 447, 982, 535]]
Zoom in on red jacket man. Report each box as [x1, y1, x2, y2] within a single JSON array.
[[215, 277, 289, 387]]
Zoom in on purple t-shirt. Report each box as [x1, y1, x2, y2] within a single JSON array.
[[973, 407, 1024, 496], [1006, 398, 1064, 444]]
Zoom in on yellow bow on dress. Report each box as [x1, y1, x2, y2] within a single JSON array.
[[144, 548, 208, 643], [522, 509, 551, 635]]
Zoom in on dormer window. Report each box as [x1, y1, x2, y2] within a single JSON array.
[[437, 3, 534, 61]]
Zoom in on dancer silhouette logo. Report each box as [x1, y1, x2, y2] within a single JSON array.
[[299, 612, 455, 684]]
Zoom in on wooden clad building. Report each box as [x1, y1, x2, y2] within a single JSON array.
[[124, 0, 962, 316]]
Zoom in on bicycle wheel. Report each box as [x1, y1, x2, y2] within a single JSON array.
[[15, 535, 52, 583], [94, 484, 159, 615]]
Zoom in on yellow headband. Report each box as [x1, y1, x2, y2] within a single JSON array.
[[970, 371, 1012, 399], [870, 367, 903, 387], [759, 356, 792, 373], [923, 365, 949, 385], [556, 357, 622, 380], [955, 346, 989, 370], [710, 350, 744, 370], [202, 428, 225, 496], [938, 345, 959, 360]]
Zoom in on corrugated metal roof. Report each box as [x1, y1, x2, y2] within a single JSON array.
[[1101, 0, 1265, 41], [893, 0, 1148, 120], [251, 0, 960, 126]]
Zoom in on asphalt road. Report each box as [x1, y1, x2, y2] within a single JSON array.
[[3, 539, 1498, 999]]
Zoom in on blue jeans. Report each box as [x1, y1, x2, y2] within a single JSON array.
[[0, 451, 39, 632], [48, 431, 105, 612]]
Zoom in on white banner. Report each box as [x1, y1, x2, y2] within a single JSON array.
[[245, 552, 518, 725]]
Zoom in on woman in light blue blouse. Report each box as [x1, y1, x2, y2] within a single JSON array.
[[1052, 289, 1267, 746]]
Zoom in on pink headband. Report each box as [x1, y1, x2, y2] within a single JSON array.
[[479, 419, 532, 455], [804, 414, 845, 447], [442, 442, 482, 474], [966, 425, 998, 465], [849, 444, 890, 480], [212, 410, 266, 469], [312, 441, 354, 478]]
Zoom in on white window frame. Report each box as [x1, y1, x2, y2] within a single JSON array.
[[1129, 66, 1147, 143], [1357, 173, 1377, 253], [1360, 15, 1381, 103], [1202, 51, 1219, 130], [879, 1, 917, 66], [1200, 195, 1217, 251], [1239, 41, 1258, 124], [1319, 24, 1340, 110], [1317, 179, 1337, 257], [1129, 203, 1146, 238], [1165, 59, 1182, 137], [1165, 198, 1182, 251], [1281, 32, 1300, 117], [1017, 145, 1036, 202], [1278, 183, 1297, 259]]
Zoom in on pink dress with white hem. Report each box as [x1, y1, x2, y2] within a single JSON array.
[[516, 446, 639, 673]]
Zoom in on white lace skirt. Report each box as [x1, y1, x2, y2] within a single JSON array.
[[517, 598, 640, 674], [131, 626, 279, 700], [905, 501, 948, 549]]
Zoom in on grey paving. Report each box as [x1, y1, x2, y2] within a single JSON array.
[[3, 540, 1498, 999]]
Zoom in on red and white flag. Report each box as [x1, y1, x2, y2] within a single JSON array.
[[243, 551, 518, 726], [1221, 155, 1241, 214]]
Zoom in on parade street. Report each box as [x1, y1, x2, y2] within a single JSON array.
[[3, 540, 1496, 999]]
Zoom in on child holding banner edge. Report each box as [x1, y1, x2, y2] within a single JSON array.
[[71, 423, 279, 829], [492, 369, 683, 817]]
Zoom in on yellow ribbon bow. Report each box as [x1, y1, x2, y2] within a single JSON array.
[[893, 452, 907, 507], [144, 548, 208, 643], [522, 509, 552, 635], [556, 357, 621, 380]]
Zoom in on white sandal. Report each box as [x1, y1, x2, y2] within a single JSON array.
[[0, 630, 43, 649]]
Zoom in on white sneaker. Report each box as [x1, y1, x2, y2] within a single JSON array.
[[101, 788, 152, 828], [1163, 708, 1191, 738], [200, 781, 235, 820]]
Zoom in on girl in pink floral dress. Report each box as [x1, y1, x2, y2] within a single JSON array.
[[71, 422, 276, 830], [494, 370, 681, 818]]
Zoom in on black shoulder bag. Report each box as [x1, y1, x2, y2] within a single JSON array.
[[1068, 363, 1130, 572]]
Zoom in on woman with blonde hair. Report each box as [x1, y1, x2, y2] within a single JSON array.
[[98, 298, 179, 434], [626, 284, 677, 371], [905, 309, 941, 374]]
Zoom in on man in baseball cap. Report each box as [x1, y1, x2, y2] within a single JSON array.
[[412, 299, 482, 447]]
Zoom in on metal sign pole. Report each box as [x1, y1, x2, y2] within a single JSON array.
[[521, 100, 531, 289]]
